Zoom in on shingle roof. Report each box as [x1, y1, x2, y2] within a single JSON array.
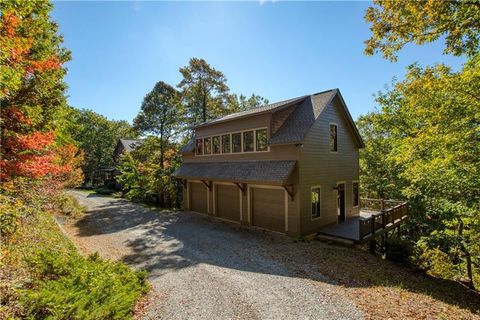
[[179, 139, 195, 153], [120, 139, 144, 152], [172, 160, 296, 184], [193, 96, 308, 128], [268, 90, 337, 145]]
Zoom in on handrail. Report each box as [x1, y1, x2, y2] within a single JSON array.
[[358, 201, 408, 241]]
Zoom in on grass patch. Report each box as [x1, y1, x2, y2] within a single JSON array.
[[0, 195, 148, 319]]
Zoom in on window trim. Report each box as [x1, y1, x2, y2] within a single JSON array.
[[195, 127, 270, 156], [212, 135, 221, 154], [195, 138, 203, 155], [310, 185, 322, 220], [203, 136, 212, 155], [352, 180, 359, 208], [329, 122, 338, 153]]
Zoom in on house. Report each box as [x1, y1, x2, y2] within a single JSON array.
[[173, 89, 365, 237], [113, 139, 144, 164]]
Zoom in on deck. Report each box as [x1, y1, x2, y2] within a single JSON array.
[[318, 199, 408, 243]]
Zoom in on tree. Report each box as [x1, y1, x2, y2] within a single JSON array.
[[64, 108, 137, 185], [359, 56, 480, 288], [177, 58, 230, 128], [0, 0, 81, 184], [227, 93, 269, 113], [117, 137, 181, 207], [364, 0, 480, 61], [133, 81, 181, 169]]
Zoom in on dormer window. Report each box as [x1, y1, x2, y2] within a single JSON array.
[[195, 138, 203, 155], [204, 137, 212, 154], [256, 129, 268, 151], [232, 133, 242, 153], [212, 136, 221, 154], [222, 134, 231, 153], [330, 124, 337, 152], [243, 131, 254, 152]]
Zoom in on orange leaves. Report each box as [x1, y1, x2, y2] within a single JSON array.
[[1, 11, 20, 37]]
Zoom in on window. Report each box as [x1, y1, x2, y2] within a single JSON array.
[[330, 124, 337, 152], [222, 134, 231, 153], [232, 132, 242, 153], [195, 138, 203, 155], [212, 136, 220, 154], [256, 129, 268, 151], [353, 181, 359, 207], [311, 187, 321, 218], [204, 137, 212, 154], [243, 131, 254, 152]]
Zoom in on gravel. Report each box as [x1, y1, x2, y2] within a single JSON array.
[[65, 190, 363, 320]]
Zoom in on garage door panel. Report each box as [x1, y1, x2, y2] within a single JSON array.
[[252, 188, 285, 232], [216, 184, 240, 222], [190, 182, 207, 214]]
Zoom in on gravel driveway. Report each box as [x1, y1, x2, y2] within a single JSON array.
[[63, 190, 362, 320]]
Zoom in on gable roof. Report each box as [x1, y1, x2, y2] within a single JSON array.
[[118, 139, 144, 152], [193, 95, 309, 129], [179, 88, 364, 153]]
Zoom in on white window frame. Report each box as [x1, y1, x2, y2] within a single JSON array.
[[310, 185, 322, 220], [329, 122, 338, 153], [195, 127, 270, 156]]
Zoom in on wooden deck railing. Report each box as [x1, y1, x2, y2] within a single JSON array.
[[358, 199, 408, 241], [360, 197, 405, 212]]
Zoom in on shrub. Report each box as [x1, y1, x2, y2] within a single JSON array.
[[385, 237, 413, 263], [53, 192, 84, 218], [0, 194, 30, 240], [23, 251, 148, 320]]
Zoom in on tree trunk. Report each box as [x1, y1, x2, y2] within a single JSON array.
[[458, 221, 475, 288]]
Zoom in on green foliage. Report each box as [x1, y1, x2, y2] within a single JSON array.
[[117, 137, 181, 207], [23, 252, 148, 320], [0, 183, 148, 319], [385, 237, 413, 264], [364, 0, 480, 61], [0, 194, 29, 240], [227, 93, 269, 113], [63, 107, 137, 185], [358, 55, 480, 288], [178, 57, 230, 126]]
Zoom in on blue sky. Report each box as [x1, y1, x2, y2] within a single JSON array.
[[51, 1, 465, 122]]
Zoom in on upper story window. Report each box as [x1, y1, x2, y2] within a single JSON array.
[[204, 137, 212, 154], [195, 127, 269, 156], [256, 129, 268, 151], [195, 139, 203, 155], [243, 131, 254, 152], [232, 132, 242, 153], [353, 181, 359, 207], [311, 186, 321, 219], [222, 134, 231, 153], [212, 136, 221, 154], [330, 124, 338, 152]]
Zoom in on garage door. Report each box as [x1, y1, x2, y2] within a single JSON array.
[[251, 188, 285, 232], [216, 184, 240, 222], [190, 182, 208, 213]]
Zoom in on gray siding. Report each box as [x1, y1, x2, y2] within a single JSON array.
[[298, 95, 360, 235]]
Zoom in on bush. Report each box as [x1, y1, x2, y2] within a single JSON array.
[[23, 251, 148, 320], [385, 237, 413, 263], [0, 194, 31, 240], [53, 193, 84, 218]]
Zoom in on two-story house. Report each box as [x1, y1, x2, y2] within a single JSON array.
[[173, 89, 364, 236]]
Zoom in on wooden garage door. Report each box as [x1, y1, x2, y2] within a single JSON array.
[[251, 188, 285, 233], [190, 182, 208, 213], [216, 184, 240, 222]]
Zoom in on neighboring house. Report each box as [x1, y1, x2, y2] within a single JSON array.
[[173, 89, 364, 236], [113, 139, 144, 164]]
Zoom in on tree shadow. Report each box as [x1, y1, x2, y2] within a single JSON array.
[[72, 197, 480, 314]]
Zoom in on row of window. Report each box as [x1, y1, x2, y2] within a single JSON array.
[[311, 181, 359, 219], [196, 128, 268, 156]]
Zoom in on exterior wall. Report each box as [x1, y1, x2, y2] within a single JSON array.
[[298, 96, 360, 235], [184, 113, 301, 163]]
